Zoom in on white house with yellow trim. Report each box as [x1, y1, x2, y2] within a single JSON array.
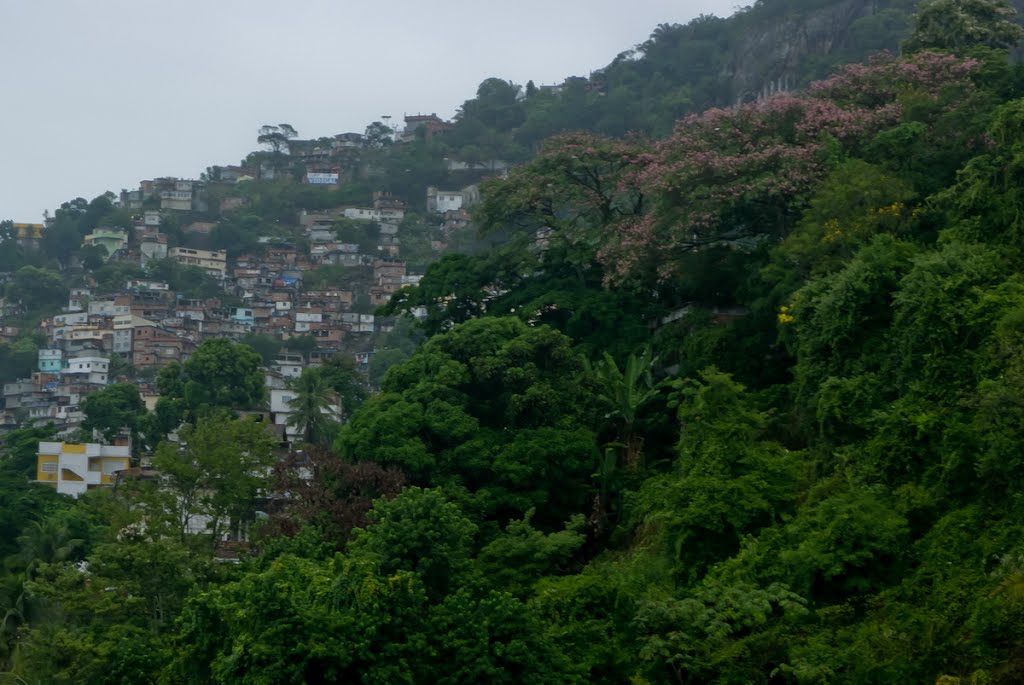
[[168, 247, 227, 278], [36, 442, 131, 497]]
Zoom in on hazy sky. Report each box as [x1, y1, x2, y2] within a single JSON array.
[[1, 0, 737, 223]]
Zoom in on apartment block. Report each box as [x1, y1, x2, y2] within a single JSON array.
[[36, 441, 131, 498]]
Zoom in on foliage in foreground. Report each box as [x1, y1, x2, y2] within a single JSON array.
[[7, 6, 1024, 683]]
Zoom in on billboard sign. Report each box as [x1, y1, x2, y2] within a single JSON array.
[[306, 173, 339, 185]]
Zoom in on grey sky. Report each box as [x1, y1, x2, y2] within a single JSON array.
[[1, 0, 737, 223]]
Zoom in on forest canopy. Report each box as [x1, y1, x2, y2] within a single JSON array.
[[5, 0, 1024, 682]]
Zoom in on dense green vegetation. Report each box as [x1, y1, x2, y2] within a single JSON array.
[[6, 0, 1024, 682], [442, 0, 924, 161]]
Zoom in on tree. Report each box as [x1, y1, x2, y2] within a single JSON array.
[[632, 577, 807, 683], [6, 265, 66, 312], [903, 0, 1024, 53], [240, 332, 282, 366], [145, 257, 220, 298], [334, 216, 380, 252], [476, 511, 587, 597], [286, 368, 340, 446], [381, 253, 499, 336], [168, 553, 351, 684], [282, 333, 317, 355], [0, 220, 27, 272], [257, 123, 298, 177], [584, 348, 659, 467], [80, 383, 146, 446], [778, 485, 909, 600], [154, 338, 266, 426], [256, 123, 298, 156], [364, 120, 394, 148], [266, 447, 405, 543], [80, 243, 109, 270], [12, 533, 202, 683], [337, 317, 597, 530], [349, 487, 477, 597], [786, 234, 917, 426], [474, 132, 647, 277], [151, 415, 277, 542], [591, 51, 981, 284], [12, 515, 85, 577], [456, 78, 525, 132], [0, 337, 41, 384], [317, 353, 369, 416], [633, 368, 803, 582]]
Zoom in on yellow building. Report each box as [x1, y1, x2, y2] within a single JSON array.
[[36, 442, 131, 498], [12, 223, 44, 240], [168, 247, 227, 278]]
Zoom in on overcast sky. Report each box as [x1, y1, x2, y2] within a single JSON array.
[[1, 0, 737, 223]]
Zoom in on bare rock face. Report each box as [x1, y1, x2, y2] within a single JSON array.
[[726, 0, 888, 105]]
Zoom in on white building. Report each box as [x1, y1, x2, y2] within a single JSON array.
[[36, 442, 131, 498], [88, 300, 130, 317], [140, 235, 168, 264], [343, 207, 382, 221], [68, 288, 91, 312], [269, 388, 341, 445], [61, 356, 109, 385], [427, 185, 480, 214], [127, 280, 170, 292], [169, 247, 227, 278], [295, 311, 322, 324], [341, 312, 375, 333], [51, 312, 90, 341], [272, 354, 304, 380]]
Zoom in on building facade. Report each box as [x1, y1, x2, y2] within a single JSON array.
[[36, 441, 131, 497]]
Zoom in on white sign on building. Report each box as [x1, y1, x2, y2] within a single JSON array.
[[306, 173, 339, 185]]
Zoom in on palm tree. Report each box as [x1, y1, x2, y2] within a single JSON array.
[[2, 517, 85, 653], [286, 369, 340, 447], [13, 518, 84, 575], [585, 348, 659, 468], [992, 554, 1024, 600]]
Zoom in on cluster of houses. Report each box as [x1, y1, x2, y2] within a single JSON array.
[[3, 174, 490, 443], [200, 113, 498, 189], [3, 113, 519, 516], [1, 188, 438, 441]]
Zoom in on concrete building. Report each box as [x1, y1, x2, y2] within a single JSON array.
[[427, 185, 480, 214], [169, 247, 227, 278], [89, 299, 131, 317], [67, 288, 91, 312], [61, 356, 109, 386], [401, 113, 452, 141], [342, 207, 382, 221], [36, 441, 131, 498], [38, 348, 63, 373], [159, 179, 198, 211], [140, 232, 168, 264], [84, 227, 128, 260], [269, 387, 341, 445], [132, 324, 193, 369], [272, 354, 304, 379]]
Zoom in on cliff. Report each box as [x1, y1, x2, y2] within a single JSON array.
[[727, 0, 906, 103]]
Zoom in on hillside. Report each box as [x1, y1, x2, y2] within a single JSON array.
[[6, 0, 1024, 682], [446, 0, 922, 157]]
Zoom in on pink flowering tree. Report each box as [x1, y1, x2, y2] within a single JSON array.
[[596, 51, 983, 283], [475, 52, 983, 287]]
